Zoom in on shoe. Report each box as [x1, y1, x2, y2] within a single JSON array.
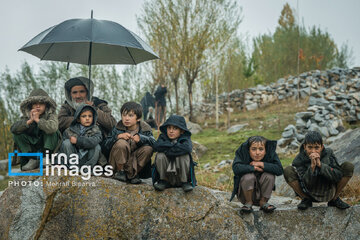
[[130, 175, 142, 184], [181, 182, 193, 192], [297, 198, 312, 210], [328, 197, 350, 209], [260, 203, 276, 213], [21, 159, 40, 171], [154, 180, 169, 191], [240, 204, 253, 214], [113, 171, 127, 182]]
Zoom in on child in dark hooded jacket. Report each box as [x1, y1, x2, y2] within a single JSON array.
[[152, 115, 196, 192], [59, 104, 102, 169]]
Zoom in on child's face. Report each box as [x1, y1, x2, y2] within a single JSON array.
[[249, 141, 266, 162], [121, 110, 139, 129], [304, 143, 323, 157], [31, 103, 46, 115], [79, 110, 93, 127], [167, 125, 184, 140]]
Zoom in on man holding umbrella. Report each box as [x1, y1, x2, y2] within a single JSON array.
[[58, 76, 116, 137]]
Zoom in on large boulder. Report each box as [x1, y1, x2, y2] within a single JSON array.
[[0, 175, 359, 239], [186, 121, 203, 134], [329, 128, 360, 175]]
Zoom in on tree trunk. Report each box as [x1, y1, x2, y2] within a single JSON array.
[[188, 82, 194, 122], [173, 80, 179, 115]]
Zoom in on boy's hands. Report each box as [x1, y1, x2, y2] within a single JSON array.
[[132, 134, 140, 143], [117, 133, 140, 143], [117, 132, 132, 140], [309, 153, 321, 172], [250, 161, 264, 172], [70, 136, 77, 144]]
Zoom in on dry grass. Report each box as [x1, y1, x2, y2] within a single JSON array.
[[340, 176, 360, 204]]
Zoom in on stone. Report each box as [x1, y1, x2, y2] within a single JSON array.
[[186, 121, 202, 134], [308, 96, 330, 107], [203, 163, 210, 169], [329, 128, 360, 175], [295, 119, 307, 129], [216, 174, 230, 185], [0, 175, 4, 181], [282, 130, 294, 139], [246, 102, 258, 111], [1, 176, 360, 239], [277, 138, 293, 148], [192, 141, 208, 159], [0, 160, 7, 171], [314, 113, 324, 122], [227, 124, 249, 134], [296, 133, 305, 142], [295, 112, 314, 120]]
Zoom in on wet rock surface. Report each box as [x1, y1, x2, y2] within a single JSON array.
[[0, 175, 359, 239]]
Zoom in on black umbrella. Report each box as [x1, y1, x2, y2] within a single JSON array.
[[19, 11, 159, 79]]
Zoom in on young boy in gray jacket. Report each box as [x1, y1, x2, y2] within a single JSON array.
[[59, 104, 102, 169]]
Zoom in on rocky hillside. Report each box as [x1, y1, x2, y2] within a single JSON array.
[[0, 175, 359, 240]]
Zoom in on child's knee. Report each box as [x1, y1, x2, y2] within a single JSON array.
[[283, 166, 297, 183], [241, 173, 256, 184], [341, 162, 354, 177]]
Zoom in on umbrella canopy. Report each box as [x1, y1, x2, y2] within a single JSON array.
[[19, 13, 159, 67]]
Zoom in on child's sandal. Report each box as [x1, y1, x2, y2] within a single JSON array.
[[240, 204, 253, 214], [260, 203, 276, 213]]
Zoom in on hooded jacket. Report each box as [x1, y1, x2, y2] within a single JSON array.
[[11, 89, 58, 135], [62, 104, 102, 149], [58, 77, 116, 135], [101, 120, 155, 158], [153, 115, 192, 157], [152, 115, 197, 186], [230, 138, 283, 201]]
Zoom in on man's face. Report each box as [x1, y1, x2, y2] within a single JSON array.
[[70, 85, 87, 103], [121, 111, 139, 129], [79, 110, 93, 127], [304, 143, 324, 157], [31, 103, 46, 115], [167, 125, 183, 140], [249, 142, 266, 162]]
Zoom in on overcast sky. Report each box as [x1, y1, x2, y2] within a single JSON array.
[[1, 0, 359, 74]]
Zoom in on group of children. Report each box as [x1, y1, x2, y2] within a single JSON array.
[[11, 87, 354, 210], [11, 88, 195, 192]]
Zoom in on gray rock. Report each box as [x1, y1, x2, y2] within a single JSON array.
[[246, 103, 258, 111], [314, 113, 324, 122], [329, 128, 360, 175], [227, 123, 249, 134], [277, 138, 293, 148], [295, 112, 314, 120], [203, 163, 210, 169], [186, 121, 202, 134], [296, 133, 305, 142], [309, 96, 330, 107], [216, 174, 230, 184], [282, 130, 294, 139], [192, 141, 208, 159], [0, 160, 7, 171], [295, 119, 307, 128], [1, 175, 360, 240]]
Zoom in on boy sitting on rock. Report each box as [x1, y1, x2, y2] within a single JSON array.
[[59, 104, 102, 169], [152, 115, 196, 192], [102, 102, 154, 184], [284, 131, 354, 210], [11, 89, 61, 171]]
